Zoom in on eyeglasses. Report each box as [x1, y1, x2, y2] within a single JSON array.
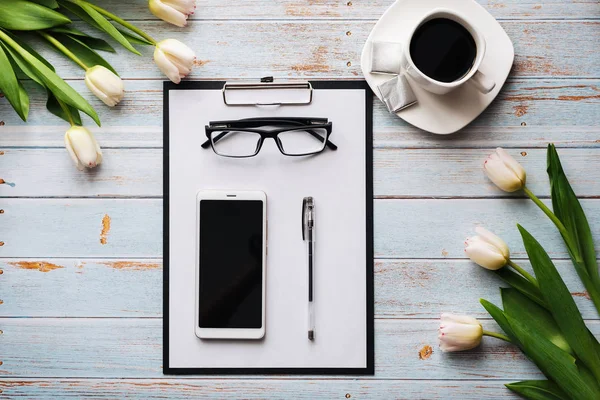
[[201, 117, 337, 158]]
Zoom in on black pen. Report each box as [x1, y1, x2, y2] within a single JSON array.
[[302, 197, 315, 340]]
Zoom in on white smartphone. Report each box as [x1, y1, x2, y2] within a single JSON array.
[[195, 190, 267, 340]]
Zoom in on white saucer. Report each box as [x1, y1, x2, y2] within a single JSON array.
[[361, 0, 514, 135]]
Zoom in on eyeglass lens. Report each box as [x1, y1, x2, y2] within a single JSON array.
[[210, 128, 328, 157]]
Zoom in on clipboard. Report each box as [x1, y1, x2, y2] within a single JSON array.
[[163, 79, 374, 375]]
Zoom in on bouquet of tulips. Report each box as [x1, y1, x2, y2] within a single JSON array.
[[440, 145, 600, 399], [0, 0, 196, 169]]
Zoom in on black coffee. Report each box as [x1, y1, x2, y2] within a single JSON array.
[[409, 18, 477, 83]]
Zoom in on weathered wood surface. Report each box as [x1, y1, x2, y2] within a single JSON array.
[[4, 148, 600, 198], [2, 20, 598, 82], [80, 0, 600, 20], [2, 79, 600, 146], [1, 199, 598, 258], [1, 0, 599, 398], [2, 318, 598, 379], [0, 379, 523, 399], [0, 259, 593, 319]]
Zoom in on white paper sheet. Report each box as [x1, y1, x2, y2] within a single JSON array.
[[168, 87, 368, 369]]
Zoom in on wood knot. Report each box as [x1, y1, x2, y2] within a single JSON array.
[[521, 152, 528, 157], [100, 214, 111, 245], [419, 345, 433, 360], [345, 394, 351, 399]]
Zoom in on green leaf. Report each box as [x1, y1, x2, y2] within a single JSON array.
[[518, 224, 600, 382], [0, 29, 100, 126], [479, 299, 519, 344], [506, 380, 568, 400], [495, 268, 547, 308], [4, 30, 55, 71], [31, 0, 59, 8], [505, 314, 600, 400], [547, 144, 600, 288], [0, 42, 27, 121], [501, 288, 572, 354], [50, 27, 115, 52], [0, 0, 70, 30], [118, 29, 153, 46], [46, 90, 81, 125], [52, 33, 118, 74], [1, 41, 45, 87], [58, 0, 140, 55]]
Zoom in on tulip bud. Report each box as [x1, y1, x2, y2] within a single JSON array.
[[439, 313, 483, 352], [149, 0, 196, 27], [465, 227, 510, 270], [153, 39, 196, 84], [64, 126, 103, 171], [85, 65, 124, 107], [484, 148, 526, 192]]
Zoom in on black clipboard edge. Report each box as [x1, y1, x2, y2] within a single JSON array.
[[163, 80, 374, 375]]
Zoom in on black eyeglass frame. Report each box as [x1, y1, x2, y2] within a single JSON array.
[[201, 117, 337, 158]]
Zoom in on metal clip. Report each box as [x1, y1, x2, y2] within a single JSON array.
[[222, 77, 313, 106]]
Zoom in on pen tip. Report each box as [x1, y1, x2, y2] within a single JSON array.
[[308, 331, 314, 340]]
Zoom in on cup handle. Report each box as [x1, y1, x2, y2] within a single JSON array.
[[469, 70, 496, 94]]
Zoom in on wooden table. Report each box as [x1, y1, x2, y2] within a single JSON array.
[[1, 1, 599, 398]]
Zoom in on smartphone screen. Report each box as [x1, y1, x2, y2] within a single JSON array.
[[198, 199, 264, 329]]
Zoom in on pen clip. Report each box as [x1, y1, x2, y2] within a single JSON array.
[[302, 197, 314, 241]]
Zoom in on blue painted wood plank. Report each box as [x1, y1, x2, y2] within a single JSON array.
[[1, 21, 596, 82], [1, 80, 598, 149], [0, 259, 592, 320], [0, 378, 523, 399], [1, 199, 597, 259], [85, 0, 600, 20], [3, 148, 600, 198], [2, 318, 597, 379], [0, 259, 162, 318]]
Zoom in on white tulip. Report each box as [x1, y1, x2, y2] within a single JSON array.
[[484, 148, 526, 192], [84, 65, 124, 107], [149, 0, 196, 27], [153, 39, 196, 84], [465, 227, 510, 271], [439, 313, 483, 352], [64, 126, 103, 171]]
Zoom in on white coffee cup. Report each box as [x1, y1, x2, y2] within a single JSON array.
[[400, 8, 496, 95]]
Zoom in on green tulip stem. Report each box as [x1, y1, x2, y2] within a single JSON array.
[[57, 99, 75, 126], [523, 186, 583, 264], [83, 1, 157, 45], [507, 260, 539, 287], [38, 32, 89, 71], [482, 330, 511, 343]]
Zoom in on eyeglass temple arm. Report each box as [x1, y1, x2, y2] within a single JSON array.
[[201, 127, 337, 150]]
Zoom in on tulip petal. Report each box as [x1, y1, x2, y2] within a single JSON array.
[[441, 313, 480, 326], [149, 0, 188, 27], [484, 155, 523, 192], [89, 129, 103, 166], [475, 227, 510, 259], [65, 126, 100, 169], [154, 47, 182, 84], [496, 147, 526, 185], [465, 238, 507, 270], [439, 322, 482, 352], [160, 39, 196, 65], [164, 0, 196, 14], [85, 66, 124, 107], [65, 131, 84, 171]]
